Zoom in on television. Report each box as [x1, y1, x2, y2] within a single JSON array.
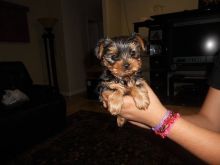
[[170, 18, 220, 64]]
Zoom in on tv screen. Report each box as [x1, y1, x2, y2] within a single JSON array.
[[171, 21, 220, 58]]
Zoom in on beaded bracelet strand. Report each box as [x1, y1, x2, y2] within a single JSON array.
[[152, 110, 180, 138], [152, 110, 171, 132]]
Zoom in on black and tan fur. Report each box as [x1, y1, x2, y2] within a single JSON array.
[[95, 33, 150, 127]]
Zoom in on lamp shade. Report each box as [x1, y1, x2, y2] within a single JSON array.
[[38, 17, 58, 29]]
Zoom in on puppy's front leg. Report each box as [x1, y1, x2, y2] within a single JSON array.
[[129, 79, 150, 110], [101, 90, 127, 127], [100, 82, 127, 126], [117, 116, 126, 127], [101, 89, 124, 115], [100, 82, 126, 115]]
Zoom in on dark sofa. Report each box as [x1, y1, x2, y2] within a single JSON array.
[[0, 61, 66, 158]]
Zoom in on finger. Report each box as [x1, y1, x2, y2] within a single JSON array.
[[129, 121, 150, 129]]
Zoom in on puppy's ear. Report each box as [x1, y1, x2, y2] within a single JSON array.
[[95, 39, 105, 60], [95, 38, 112, 60], [131, 33, 146, 51]]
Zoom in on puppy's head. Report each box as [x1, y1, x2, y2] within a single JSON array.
[[95, 33, 146, 78]]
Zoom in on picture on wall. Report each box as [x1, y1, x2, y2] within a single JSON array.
[[0, 1, 29, 43], [199, 0, 220, 9]]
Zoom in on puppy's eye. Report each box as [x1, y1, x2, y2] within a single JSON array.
[[111, 55, 119, 61]]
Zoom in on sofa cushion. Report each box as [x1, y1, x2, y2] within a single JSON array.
[[0, 61, 32, 90]]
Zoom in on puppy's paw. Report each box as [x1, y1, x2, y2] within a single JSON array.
[[102, 101, 107, 108], [134, 93, 150, 110], [117, 116, 126, 127], [108, 96, 123, 115]]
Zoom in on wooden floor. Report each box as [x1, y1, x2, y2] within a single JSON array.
[[65, 93, 105, 116], [65, 93, 200, 116]]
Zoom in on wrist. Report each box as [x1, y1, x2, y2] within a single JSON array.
[[152, 110, 181, 138], [152, 110, 170, 131], [148, 106, 168, 128]]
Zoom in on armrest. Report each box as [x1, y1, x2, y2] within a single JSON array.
[[23, 85, 62, 101]]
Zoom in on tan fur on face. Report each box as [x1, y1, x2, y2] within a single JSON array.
[[108, 58, 142, 78], [129, 42, 137, 50]]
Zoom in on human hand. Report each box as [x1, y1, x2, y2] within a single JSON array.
[[119, 83, 167, 129]]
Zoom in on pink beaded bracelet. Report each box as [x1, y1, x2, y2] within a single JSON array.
[[152, 110, 171, 132], [152, 111, 180, 138]]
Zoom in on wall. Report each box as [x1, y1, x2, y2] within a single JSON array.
[[103, 0, 198, 37], [60, 0, 103, 96], [0, 0, 48, 84], [60, 0, 87, 95], [0, 0, 103, 96], [102, 0, 122, 37], [0, 0, 69, 94]]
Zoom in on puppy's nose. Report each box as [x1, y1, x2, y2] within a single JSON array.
[[123, 63, 130, 69]]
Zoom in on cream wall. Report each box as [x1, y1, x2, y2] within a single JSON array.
[[0, 0, 102, 96], [102, 0, 122, 37], [60, 0, 87, 95], [60, 0, 103, 95], [103, 0, 198, 37], [0, 0, 49, 84], [0, 0, 69, 94]]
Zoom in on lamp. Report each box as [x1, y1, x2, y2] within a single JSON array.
[[38, 17, 58, 29], [38, 17, 59, 91]]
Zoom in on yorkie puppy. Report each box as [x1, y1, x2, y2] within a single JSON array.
[[95, 33, 150, 127]]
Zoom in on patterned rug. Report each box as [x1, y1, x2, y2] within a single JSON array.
[[4, 111, 204, 165]]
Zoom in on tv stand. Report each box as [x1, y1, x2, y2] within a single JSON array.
[[169, 74, 208, 106], [134, 8, 218, 106]]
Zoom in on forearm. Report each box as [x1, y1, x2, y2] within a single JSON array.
[[183, 110, 220, 132], [182, 113, 216, 131], [168, 117, 220, 164], [121, 87, 220, 164], [183, 87, 220, 132], [136, 109, 220, 164]]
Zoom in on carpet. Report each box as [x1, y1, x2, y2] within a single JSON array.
[[4, 110, 204, 165]]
